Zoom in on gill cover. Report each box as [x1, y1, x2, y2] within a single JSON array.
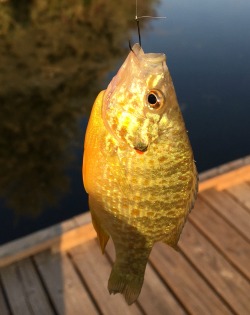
[[102, 44, 171, 150]]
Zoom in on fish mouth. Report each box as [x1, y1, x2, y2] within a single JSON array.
[[134, 143, 148, 153]]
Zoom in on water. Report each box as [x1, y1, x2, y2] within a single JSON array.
[[0, 0, 250, 244]]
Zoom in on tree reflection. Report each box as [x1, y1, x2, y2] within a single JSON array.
[[0, 0, 157, 217]]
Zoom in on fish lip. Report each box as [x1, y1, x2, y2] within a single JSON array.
[[134, 144, 148, 153], [143, 53, 166, 63]]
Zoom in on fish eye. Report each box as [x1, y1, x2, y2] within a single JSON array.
[[146, 90, 163, 110]]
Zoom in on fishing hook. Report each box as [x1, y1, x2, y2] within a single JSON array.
[[136, 18, 142, 47], [129, 40, 135, 53], [129, 0, 166, 51], [128, 17, 141, 52]]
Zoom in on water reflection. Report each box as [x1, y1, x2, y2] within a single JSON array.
[[0, 0, 157, 227]]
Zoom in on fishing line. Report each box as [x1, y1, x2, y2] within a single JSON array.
[[132, 0, 166, 48]]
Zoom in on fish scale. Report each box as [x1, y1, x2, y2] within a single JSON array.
[[83, 44, 198, 304]]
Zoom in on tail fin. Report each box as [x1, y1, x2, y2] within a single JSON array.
[[108, 267, 144, 305]]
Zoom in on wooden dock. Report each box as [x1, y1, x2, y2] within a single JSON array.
[[0, 158, 250, 315]]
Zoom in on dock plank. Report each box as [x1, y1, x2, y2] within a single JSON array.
[[139, 265, 187, 315], [0, 263, 33, 315], [16, 258, 55, 315], [150, 242, 233, 315], [199, 164, 250, 191], [226, 183, 250, 212], [0, 213, 91, 268], [69, 239, 142, 315], [200, 188, 250, 241], [105, 241, 187, 315], [0, 284, 10, 315], [34, 250, 98, 315], [179, 222, 250, 315], [189, 198, 250, 280]]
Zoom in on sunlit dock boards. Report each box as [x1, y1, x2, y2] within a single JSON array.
[[0, 157, 250, 315]]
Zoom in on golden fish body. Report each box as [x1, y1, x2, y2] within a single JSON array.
[[83, 44, 198, 304]]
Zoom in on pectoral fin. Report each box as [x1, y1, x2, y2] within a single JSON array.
[[91, 210, 110, 253]]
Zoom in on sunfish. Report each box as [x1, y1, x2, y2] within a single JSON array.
[[83, 43, 198, 304]]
